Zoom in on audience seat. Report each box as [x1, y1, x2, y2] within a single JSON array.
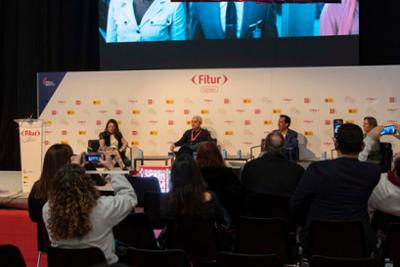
[[126, 247, 191, 267], [383, 223, 400, 267], [0, 244, 26, 267], [217, 252, 282, 267], [127, 176, 161, 207], [310, 255, 379, 267], [47, 246, 106, 267]]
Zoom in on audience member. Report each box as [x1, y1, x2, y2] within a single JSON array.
[[43, 161, 137, 265], [291, 123, 381, 254], [360, 116, 380, 163], [272, 114, 299, 161], [196, 141, 243, 222], [369, 154, 400, 218], [242, 132, 304, 198], [28, 143, 73, 223]]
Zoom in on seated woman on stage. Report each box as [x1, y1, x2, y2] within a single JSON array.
[[28, 143, 73, 223], [169, 115, 212, 153], [99, 119, 129, 169], [43, 161, 137, 265]]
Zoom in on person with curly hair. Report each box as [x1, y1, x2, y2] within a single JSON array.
[[42, 161, 137, 264]]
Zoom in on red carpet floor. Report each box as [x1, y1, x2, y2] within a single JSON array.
[[0, 209, 47, 267]]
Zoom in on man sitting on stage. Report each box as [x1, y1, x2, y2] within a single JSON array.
[[170, 115, 212, 153], [272, 114, 299, 161]]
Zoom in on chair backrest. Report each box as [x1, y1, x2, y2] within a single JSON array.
[[88, 139, 100, 152], [308, 220, 367, 258], [144, 191, 167, 229], [217, 252, 282, 267], [380, 142, 393, 173], [127, 176, 161, 207], [235, 217, 289, 263], [126, 247, 190, 267], [165, 216, 219, 263], [310, 255, 379, 267], [48, 246, 106, 267], [242, 194, 295, 231], [384, 223, 400, 267], [113, 213, 158, 249], [0, 244, 27, 267]]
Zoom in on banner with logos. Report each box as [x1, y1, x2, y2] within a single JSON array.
[[16, 119, 43, 192], [38, 66, 400, 160]]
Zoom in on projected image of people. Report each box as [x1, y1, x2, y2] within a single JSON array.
[[99, 0, 359, 43]]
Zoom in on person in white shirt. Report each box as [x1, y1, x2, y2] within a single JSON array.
[[43, 160, 137, 264]]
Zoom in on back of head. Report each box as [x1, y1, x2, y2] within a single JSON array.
[[335, 123, 364, 155], [169, 155, 207, 217], [394, 156, 400, 178], [196, 141, 225, 168], [35, 144, 73, 200], [264, 132, 285, 156], [47, 164, 99, 240]]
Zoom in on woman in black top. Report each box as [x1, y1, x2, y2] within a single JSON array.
[[99, 119, 129, 168], [196, 141, 243, 224]]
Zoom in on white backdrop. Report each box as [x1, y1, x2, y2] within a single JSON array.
[[39, 65, 400, 159]]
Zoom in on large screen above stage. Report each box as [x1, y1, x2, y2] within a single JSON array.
[[99, 0, 359, 69]]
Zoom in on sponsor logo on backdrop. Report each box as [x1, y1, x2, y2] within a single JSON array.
[[128, 99, 138, 104], [243, 99, 252, 104], [44, 130, 52, 134], [262, 97, 272, 104], [366, 97, 378, 104], [224, 98, 230, 104], [166, 99, 175, 105], [67, 110, 75, 115], [303, 120, 314, 125], [44, 120, 52, 127], [78, 120, 87, 125], [387, 108, 398, 113], [201, 109, 209, 115], [147, 99, 153, 105], [345, 96, 355, 103], [168, 120, 174, 126], [389, 97, 397, 103], [236, 109, 245, 113], [345, 120, 355, 124], [191, 74, 228, 85], [304, 98, 311, 104], [57, 100, 66, 104], [96, 120, 102, 126], [99, 110, 108, 114], [130, 119, 140, 126], [324, 97, 334, 103], [21, 130, 40, 137], [325, 120, 331, 126], [323, 141, 334, 146], [78, 130, 86, 136], [309, 108, 320, 113], [203, 99, 213, 103], [131, 141, 140, 146], [243, 129, 253, 136], [51, 110, 57, 115], [148, 120, 158, 125], [200, 87, 219, 94], [44, 140, 50, 146], [131, 131, 138, 136], [61, 140, 69, 145], [93, 100, 101, 105], [184, 109, 190, 115], [348, 108, 358, 114], [117, 120, 122, 125], [225, 131, 234, 136], [387, 120, 398, 124], [329, 108, 336, 114], [244, 120, 251, 126], [115, 109, 122, 115], [254, 109, 261, 114], [166, 109, 175, 113], [132, 109, 141, 115], [282, 98, 293, 102], [186, 120, 191, 125], [150, 131, 158, 136], [243, 141, 253, 145], [224, 120, 234, 125], [273, 109, 282, 114], [304, 131, 314, 136], [75, 100, 81, 105], [42, 77, 56, 87], [61, 130, 68, 135], [264, 120, 273, 125]]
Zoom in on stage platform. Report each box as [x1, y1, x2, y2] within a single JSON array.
[[0, 171, 27, 209]]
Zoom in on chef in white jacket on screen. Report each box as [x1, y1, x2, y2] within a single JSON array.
[[106, 0, 186, 42]]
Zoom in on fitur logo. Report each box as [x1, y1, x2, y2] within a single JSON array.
[[191, 74, 228, 85], [21, 130, 40, 137]]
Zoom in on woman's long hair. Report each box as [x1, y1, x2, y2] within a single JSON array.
[[104, 119, 122, 139], [168, 155, 208, 217], [47, 164, 99, 240], [196, 142, 225, 169], [33, 144, 73, 200]]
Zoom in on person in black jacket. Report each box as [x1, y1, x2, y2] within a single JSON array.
[[170, 115, 212, 153], [241, 132, 304, 198], [196, 141, 243, 223], [290, 123, 381, 254]]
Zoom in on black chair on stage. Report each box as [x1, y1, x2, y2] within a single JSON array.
[[234, 217, 289, 263], [144, 191, 167, 229], [310, 255, 379, 267], [126, 247, 191, 267], [308, 220, 367, 258], [113, 213, 158, 249], [48, 246, 106, 267], [217, 252, 282, 267], [0, 244, 27, 267], [127, 176, 161, 207]]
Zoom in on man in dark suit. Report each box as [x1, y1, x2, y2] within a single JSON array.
[[170, 115, 212, 153], [272, 114, 299, 161], [242, 132, 305, 198], [190, 2, 278, 40], [290, 123, 381, 254]]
